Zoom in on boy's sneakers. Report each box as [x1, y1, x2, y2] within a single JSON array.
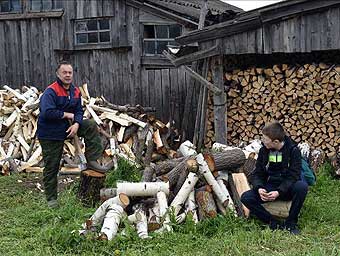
[[269, 219, 283, 231], [47, 199, 59, 209], [284, 222, 300, 235]]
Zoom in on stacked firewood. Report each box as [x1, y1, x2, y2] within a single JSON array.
[[80, 141, 249, 240], [0, 84, 180, 175], [204, 63, 340, 157]]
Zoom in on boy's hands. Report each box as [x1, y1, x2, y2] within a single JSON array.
[[258, 188, 279, 202]]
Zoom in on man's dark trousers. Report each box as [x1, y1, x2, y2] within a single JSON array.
[[241, 181, 308, 225], [40, 120, 103, 201]]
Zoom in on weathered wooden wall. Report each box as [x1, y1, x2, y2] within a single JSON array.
[[219, 7, 340, 55], [0, 0, 198, 137]]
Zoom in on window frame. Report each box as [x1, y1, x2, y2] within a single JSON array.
[[143, 23, 182, 56], [74, 18, 112, 47], [0, 0, 64, 20]]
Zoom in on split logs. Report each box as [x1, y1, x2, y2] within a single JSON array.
[[195, 190, 217, 220], [221, 63, 340, 157], [78, 170, 106, 207], [231, 173, 250, 218]]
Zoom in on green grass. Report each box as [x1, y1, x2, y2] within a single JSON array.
[[0, 162, 339, 256]]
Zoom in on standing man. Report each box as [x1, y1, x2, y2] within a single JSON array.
[[38, 61, 110, 208], [241, 121, 308, 234]]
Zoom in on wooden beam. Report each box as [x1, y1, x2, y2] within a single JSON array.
[[198, 0, 209, 30], [162, 50, 222, 95], [0, 10, 64, 21], [211, 53, 227, 144], [126, 0, 198, 27], [173, 45, 219, 66]]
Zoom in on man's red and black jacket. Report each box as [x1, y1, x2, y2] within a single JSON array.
[[37, 78, 83, 140]]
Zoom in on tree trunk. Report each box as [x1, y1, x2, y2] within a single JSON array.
[[213, 149, 246, 171], [78, 170, 106, 207]]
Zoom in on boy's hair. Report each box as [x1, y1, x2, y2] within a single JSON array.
[[262, 121, 285, 142], [56, 61, 72, 72]]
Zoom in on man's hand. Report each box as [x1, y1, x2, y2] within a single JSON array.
[[63, 112, 74, 120], [266, 191, 279, 201], [66, 123, 79, 138]]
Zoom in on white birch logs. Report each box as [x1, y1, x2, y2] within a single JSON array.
[[116, 181, 169, 197], [217, 179, 237, 216], [170, 172, 199, 216], [157, 191, 172, 232], [185, 190, 198, 223], [135, 207, 149, 239], [100, 204, 124, 240], [178, 140, 197, 157], [196, 153, 229, 207]]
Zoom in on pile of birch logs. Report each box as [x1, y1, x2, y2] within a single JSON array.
[[0, 84, 180, 175], [203, 63, 340, 158], [81, 141, 249, 240]]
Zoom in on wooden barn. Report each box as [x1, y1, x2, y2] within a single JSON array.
[[172, 0, 340, 156], [0, 0, 242, 140]]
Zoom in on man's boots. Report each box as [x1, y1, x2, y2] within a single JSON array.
[[87, 160, 115, 174]]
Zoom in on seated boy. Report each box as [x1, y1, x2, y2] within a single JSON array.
[[241, 121, 308, 234]]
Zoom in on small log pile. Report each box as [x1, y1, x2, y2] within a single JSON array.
[[202, 63, 340, 157], [0, 84, 180, 176], [84, 140, 249, 240]]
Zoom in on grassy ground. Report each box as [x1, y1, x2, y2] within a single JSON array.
[[0, 161, 339, 256]]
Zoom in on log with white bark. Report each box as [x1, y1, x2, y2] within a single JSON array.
[[99, 204, 124, 240], [100, 188, 117, 202], [217, 179, 237, 216], [170, 172, 199, 216], [157, 191, 172, 232], [116, 181, 169, 197], [185, 190, 198, 223], [178, 140, 197, 157], [196, 153, 229, 207], [134, 206, 149, 239]]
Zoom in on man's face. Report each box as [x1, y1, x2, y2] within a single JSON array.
[[57, 64, 73, 86]]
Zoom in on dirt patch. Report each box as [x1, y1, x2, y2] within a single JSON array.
[[17, 173, 80, 194]]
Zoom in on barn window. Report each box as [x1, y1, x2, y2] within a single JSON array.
[[29, 0, 62, 11], [0, 0, 22, 13], [143, 24, 181, 55], [75, 18, 111, 45]]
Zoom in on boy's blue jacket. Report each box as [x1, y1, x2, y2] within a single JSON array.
[[37, 78, 83, 141]]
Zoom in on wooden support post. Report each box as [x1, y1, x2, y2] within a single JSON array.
[[211, 51, 227, 144]]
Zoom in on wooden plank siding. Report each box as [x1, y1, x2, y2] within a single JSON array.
[[218, 6, 340, 55], [0, 0, 197, 138]]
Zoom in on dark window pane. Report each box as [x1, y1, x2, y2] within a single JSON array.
[[11, 0, 21, 11], [30, 0, 41, 11], [76, 34, 88, 44], [87, 20, 98, 31], [156, 41, 169, 54], [99, 19, 110, 30], [76, 21, 87, 32], [88, 32, 98, 43], [144, 25, 155, 39], [169, 24, 181, 38], [54, 0, 63, 9], [155, 25, 168, 38], [144, 41, 155, 54], [42, 0, 52, 10], [99, 32, 110, 42], [0, 0, 10, 12]]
